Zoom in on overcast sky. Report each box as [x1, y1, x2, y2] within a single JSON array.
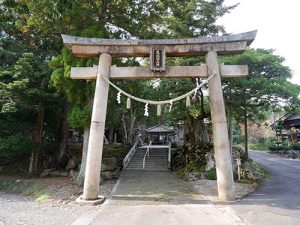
[[218, 0, 300, 84]]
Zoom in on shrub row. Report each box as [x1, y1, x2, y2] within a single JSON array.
[[289, 142, 300, 150], [0, 136, 43, 159], [268, 143, 300, 151]]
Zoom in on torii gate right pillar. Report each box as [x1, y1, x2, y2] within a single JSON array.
[[206, 51, 235, 201]]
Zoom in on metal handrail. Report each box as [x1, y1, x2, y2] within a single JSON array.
[[168, 142, 172, 169], [123, 141, 138, 168], [143, 141, 152, 169]]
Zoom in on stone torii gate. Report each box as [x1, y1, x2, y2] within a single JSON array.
[[62, 30, 257, 202]]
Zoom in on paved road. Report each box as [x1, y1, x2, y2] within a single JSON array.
[[229, 150, 300, 225]]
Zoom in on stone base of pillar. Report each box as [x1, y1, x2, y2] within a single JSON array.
[[75, 195, 106, 206]]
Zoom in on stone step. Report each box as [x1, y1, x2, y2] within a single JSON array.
[[130, 161, 168, 164], [125, 146, 170, 171], [126, 168, 169, 171], [126, 165, 168, 168], [126, 164, 168, 167], [131, 157, 168, 160], [126, 168, 168, 171], [128, 163, 168, 166], [128, 164, 168, 167], [129, 160, 168, 163], [134, 152, 167, 155], [135, 154, 168, 156], [130, 157, 168, 161]]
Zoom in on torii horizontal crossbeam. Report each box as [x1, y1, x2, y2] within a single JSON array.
[[62, 31, 257, 58], [71, 65, 248, 80]]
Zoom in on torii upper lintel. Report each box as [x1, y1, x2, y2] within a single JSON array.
[[62, 30, 257, 58]]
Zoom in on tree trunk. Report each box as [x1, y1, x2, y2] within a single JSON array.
[[108, 125, 114, 143], [28, 153, 34, 175], [227, 105, 233, 155], [58, 98, 69, 167], [28, 102, 45, 175], [121, 112, 128, 143], [76, 96, 94, 186], [244, 99, 248, 159], [128, 108, 137, 144], [185, 114, 209, 146], [76, 127, 90, 186]]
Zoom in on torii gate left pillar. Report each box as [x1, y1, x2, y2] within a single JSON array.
[[82, 53, 111, 200], [62, 30, 257, 202]]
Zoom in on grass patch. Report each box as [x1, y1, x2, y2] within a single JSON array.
[[0, 159, 29, 175], [0, 178, 52, 203], [35, 191, 51, 203], [249, 144, 268, 151], [207, 169, 217, 180]]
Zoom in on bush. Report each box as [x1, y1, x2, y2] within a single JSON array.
[[289, 143, 300, 150], [171, 142, 177, 148], [249, 144, 268, 151], [172, 143, 213, 173], [268, 145, 289, 151], [0, 136, 43, 159], [207, 169, 217, 180]]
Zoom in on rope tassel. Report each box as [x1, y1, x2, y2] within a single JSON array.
[[186, 96, 191, 107], [169, 101, 173, 112], [126, 97, 131, 109], [117, 91, 121, 104], [157, 104, 162, 116], [144, 103, 149, 117]]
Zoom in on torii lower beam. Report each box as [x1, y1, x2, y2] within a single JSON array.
[[71, 65, 248, 80]]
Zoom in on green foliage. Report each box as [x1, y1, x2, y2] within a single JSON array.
[[223, 48, 300, 156], [289, 143, 300, 150], [248, 144, 268, 151], [0, 179, 51, 203], [68, 105, 91, 131], [268, 145, 289, 151], [207, 169, 217, 180], [0, 136, 43, 159], [102, 144, 131, 161], [173, 144, 213, 172], [223, 49, 300, 124], [161, 0, 237, 37]]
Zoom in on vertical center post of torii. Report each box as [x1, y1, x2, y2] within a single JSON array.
[[62, 30, 257, 203]]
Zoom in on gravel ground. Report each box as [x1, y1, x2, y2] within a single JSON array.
[[0, 177, 117, 225]]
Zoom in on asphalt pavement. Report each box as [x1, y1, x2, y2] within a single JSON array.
[[229, 150, 300, 225]]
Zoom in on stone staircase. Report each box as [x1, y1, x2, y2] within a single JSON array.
[[125, 147, 169, 171]]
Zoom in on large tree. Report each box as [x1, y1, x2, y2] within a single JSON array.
[[0, 0, 239, 178], [222, 48, 300, 158], [0, 1, 60, 173]]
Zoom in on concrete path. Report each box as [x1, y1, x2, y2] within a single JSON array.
[[87, 171, 244, 225], [109, 171, 205, 205], [229, 150, 300, 225]]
